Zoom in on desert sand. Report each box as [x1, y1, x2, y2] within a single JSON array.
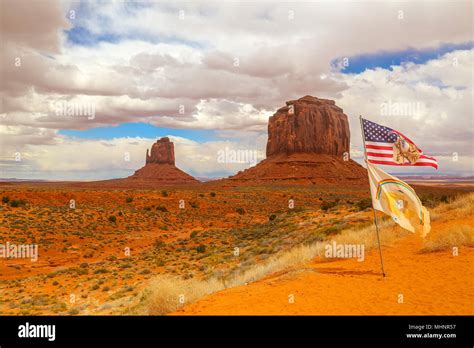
[[175, 210, 473, 315]]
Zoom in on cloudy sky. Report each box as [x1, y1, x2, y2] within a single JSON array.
[[0, 0, 472, 180]]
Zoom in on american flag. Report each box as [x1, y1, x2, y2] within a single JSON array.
[[362, 118, 438, 169]]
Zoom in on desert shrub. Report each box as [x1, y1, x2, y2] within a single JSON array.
[[69, 308, 80, 315], [10, 199, 27, 208], [161, 190, 168, 197], [269, 214, 277, 221], [321, 201, 337, 211], [421, 194, 453, 208], [156, 205, 168, 212], [440, 195, 449, 204], [108, 215, 117, 223], [140, 276, 222, 315], [356, 198, 372, 211], [125, 197, 133, 203], [190, 201, 198, 209], [154, 239, 165, 250], [319, 225, 344, 236], [236, 207, 245, 215], [196, 245, 206, 253], [80, 262, 88, 268], [421, 225, 474, 253], [190, 231, 198, 238], [199, 193, 204, 197], [75, 267, 88, 275], [210, 192, 216, 197], [2, 196, 10, 204]]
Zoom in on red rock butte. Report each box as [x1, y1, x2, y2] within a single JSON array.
[[228, 95, 367, 184], [129, 137, 198, 184], [146, 137, 175, 165]]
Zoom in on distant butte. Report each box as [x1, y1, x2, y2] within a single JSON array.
[[129, 137, 198, 184], [227, 95, 367, 184], [146, 137, 175, 165]]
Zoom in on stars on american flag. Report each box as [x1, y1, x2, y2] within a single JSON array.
[[363, 119, 398, 143]]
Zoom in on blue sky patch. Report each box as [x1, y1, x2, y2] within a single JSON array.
[[65, 24, 204, 48], [59, 122, 219, 143], [334, 42, 473, 74]]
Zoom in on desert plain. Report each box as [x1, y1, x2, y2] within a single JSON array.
[[0, 180, 472, 315]]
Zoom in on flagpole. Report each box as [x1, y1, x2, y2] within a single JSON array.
[[359, 115, 386, 277]]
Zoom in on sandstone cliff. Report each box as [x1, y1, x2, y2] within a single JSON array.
[[146, 137, 175, 165], [229, 96, 367, 184], [266, 96, 350, 157]]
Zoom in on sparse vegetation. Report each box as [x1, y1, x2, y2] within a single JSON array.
[[321, 201, 337, 211], [156, 205, 168, 212], [154, 239, 165, 250], [10, 199, 27, 208], [0, 185, 468, 316], [356, 198, 372, 211], [137, 213, 401, 315], [421, 225, 474, 253], [138, 193, 474, 315]]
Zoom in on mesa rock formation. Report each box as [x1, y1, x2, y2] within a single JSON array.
[[129, 137, 198, 184], [266, 96, 349, 157], [229, 95, 367, 184]]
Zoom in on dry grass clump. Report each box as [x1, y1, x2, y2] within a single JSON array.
[[430, 192, 474, 221], [421, 225, 474, 253], [331, 217, 402, 247], [139, 276, 223, 315], [421, 193, 474, 252], [226, 242, 324, 287]]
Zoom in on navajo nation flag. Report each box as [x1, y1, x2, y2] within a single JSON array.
[[362, 118, 438, 169]]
